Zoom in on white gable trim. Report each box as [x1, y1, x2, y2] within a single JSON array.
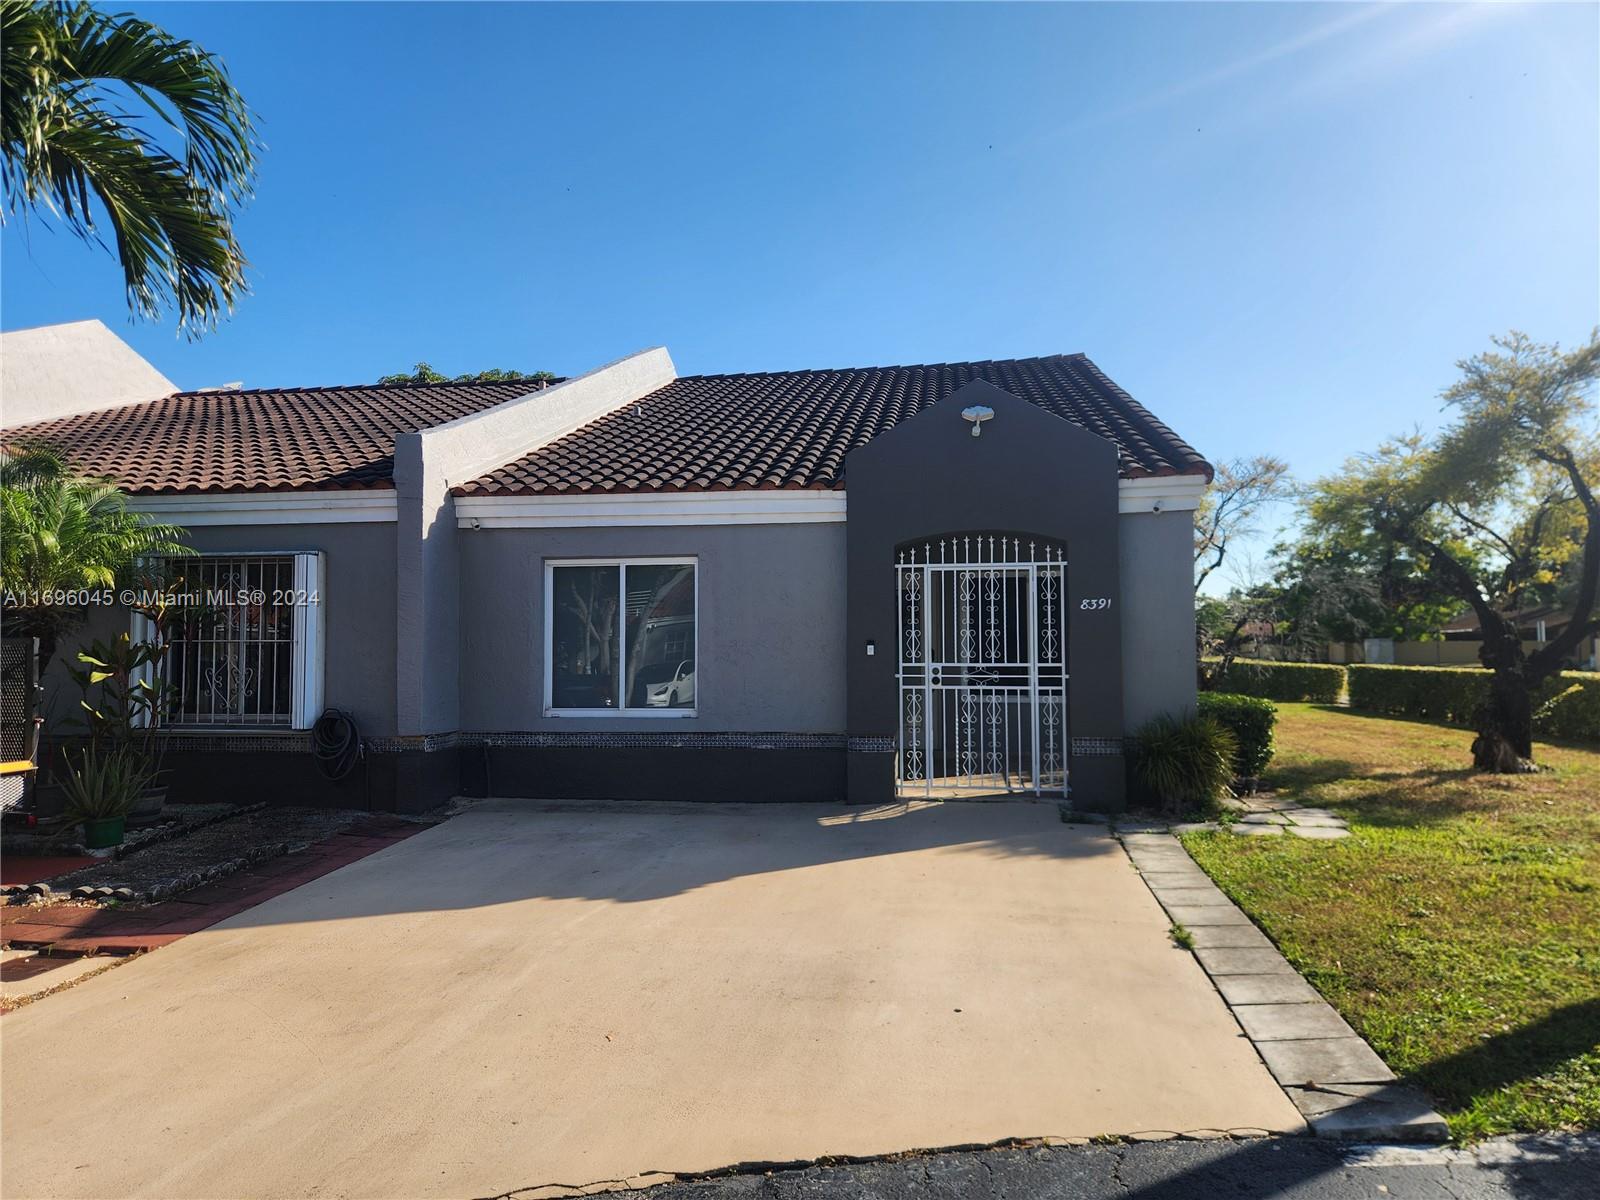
[[400, 347, 677, 492], [125, 489, 397, 525]]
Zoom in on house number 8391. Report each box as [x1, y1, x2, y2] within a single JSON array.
[[1079, 598, 1111, 610]]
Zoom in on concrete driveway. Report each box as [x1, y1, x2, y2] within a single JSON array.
[[1, 800, 1301, 1199]]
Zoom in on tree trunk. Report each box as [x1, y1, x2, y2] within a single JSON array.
[[1471, 620, 1538, 773]]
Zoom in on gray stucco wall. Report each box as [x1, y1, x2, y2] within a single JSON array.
[[457, 523, 847, 733], [1118, 508, 1198, 731], [394, 349, 676, 736], [37, 522, 398, 737]]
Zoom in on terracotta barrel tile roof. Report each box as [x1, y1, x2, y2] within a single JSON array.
[[456, 353, 1210, 496], [2, 380, 547, 494], [3, 354, 1208, 497]]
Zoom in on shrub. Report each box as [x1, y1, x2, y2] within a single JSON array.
[[1535, 679, 1600, 742], [1347, 665, 1600, 743], [1202, 660, 1345, 704], [1197, 692, 1278, 783], [1346, 664, 1486, 723], [60, 742, 150, 821], [1130, 713, 1239, 813]]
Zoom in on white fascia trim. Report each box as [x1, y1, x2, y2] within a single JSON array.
[[457, 490, 848, 529], [459, 477, 1207, 527], [125, 489, 397, 526], [1117, 475, 1208, 514]]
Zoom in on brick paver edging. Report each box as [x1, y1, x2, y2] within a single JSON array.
[[0, 818, 424, 960], [1117, 831, 1449, 1143]]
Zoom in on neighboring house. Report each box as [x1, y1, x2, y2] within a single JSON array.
[[1440, 606, 1598, 670], [2, 335, 1212, 812], [1329, 608, 1600, 670], [0, 320, 177, 426]]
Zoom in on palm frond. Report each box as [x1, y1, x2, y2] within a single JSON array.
[[0, 0, 257, 334]]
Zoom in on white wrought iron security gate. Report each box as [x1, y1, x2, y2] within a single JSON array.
[[896, 536, 1068, 798]]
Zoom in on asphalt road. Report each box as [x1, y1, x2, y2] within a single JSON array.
[[629, 1136, 1599, 1200]]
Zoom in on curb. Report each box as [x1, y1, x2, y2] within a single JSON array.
[[1117, 830, 1449, 1143]]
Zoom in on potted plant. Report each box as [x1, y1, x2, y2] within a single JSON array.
[[60, 742, 151, 850]]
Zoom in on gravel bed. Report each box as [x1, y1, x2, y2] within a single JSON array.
[[3, 803, 243, 859], [12, 808, 374, 903]]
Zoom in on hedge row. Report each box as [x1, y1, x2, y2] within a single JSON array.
[[1203, 660, 1346, 704], [1345, 665, 1600, 743], [1197, 692, 1277, 781]]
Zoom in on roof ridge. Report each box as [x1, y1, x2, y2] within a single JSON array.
[[675, 352, 1087, 384], [169, 378, 557, 399]]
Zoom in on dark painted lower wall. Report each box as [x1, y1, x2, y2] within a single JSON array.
[[459, 745, 848, 805], [162, 747, 455, 816], [43, 741, 1117, 816]]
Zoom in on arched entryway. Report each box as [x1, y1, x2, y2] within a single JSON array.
[[895, 533, 1068, 798]]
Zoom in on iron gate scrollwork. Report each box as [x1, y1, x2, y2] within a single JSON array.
[[896, 535, 1068, 798]]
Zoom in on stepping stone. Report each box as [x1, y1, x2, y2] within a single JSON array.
[[1120, 833, 1179, 846], [1285, 1084, 1448, 1142], [1187, 923, 1274, 950], [1241, 812, 1289, 824], [1287, 826, 1351, 840], [1172, 822, 1221, 833], [1254, 1037, 1397, 1087], [1117, 821, 1172, 834], [1195, 946, 1297, 975], [1286, 814, 1347, 828], [1231, 823, 1284, 836], [1137, 870, 1213, 889], [1214, 973, 1326, 1006], [1148, 886, 1228, 907], [1163, 903, 1254, 927], [1126, 857, 1203, 876], [1233, 1002, 1358, 1042]]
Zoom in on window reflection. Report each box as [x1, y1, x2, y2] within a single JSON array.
[[549, 562, 696, 711], [625, 564, 695, 709], [551, 565, 620, 709]]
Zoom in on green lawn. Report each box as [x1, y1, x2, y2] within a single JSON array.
[[1181, 703, 1600, 1141]]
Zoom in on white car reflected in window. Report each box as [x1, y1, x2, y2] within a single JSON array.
[[644, 659, 695, 708]]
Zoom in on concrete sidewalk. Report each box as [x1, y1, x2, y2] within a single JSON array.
[[2, 799, 1302, 1199]]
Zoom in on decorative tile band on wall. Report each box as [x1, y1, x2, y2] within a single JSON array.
[[136, 732, 314, 754], [365, 731, 850, 754], [132, 730, 1118, 757]]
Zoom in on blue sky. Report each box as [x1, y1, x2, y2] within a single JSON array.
[[3, 1, 1597, 581]]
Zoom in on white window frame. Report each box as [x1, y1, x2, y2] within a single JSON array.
[[133, 550, 324, 731], [543, 556, 698, 718]]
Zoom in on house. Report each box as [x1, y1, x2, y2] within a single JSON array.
[[3, 333, 1212, 812], [0, 319, 177, 425], [1440, 606, 1599, 670], [1328, 607, 1600, 670]]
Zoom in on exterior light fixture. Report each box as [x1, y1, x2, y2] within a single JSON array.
[[961, 405, 995, 437]]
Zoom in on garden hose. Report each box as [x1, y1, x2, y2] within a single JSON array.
[[312, 709, 363, 781]]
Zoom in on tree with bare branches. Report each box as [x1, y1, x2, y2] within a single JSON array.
[[1193, 455, 1291, 593]]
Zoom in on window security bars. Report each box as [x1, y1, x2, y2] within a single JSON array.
[[164, 556, 297, 727]]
